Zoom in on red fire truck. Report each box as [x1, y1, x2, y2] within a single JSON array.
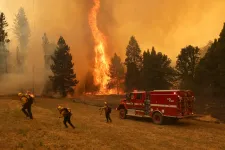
[[116, 90, 195, 125]]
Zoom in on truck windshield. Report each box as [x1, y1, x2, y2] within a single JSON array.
[[125, 93, 132, 100], [136, 93, 142, 100]]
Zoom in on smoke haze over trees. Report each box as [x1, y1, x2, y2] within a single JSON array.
[[13, 7, 30, 72], [0, 1, 225, 101]]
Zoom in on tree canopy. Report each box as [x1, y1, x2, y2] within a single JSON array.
[[13, 7, 30, 52], [125, 36, 142, 91], [141, 47, 175, 90], [50, 36, 79, 97], [107, 53, 125, 94], [176, 45, 200, 89]]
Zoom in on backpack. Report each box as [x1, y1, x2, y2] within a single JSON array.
[[20, 96, 28, 105], [27, 95, 34, 104], [62, 108, 72, 116]]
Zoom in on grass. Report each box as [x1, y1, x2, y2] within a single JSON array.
[[0, 97, 225, 149]]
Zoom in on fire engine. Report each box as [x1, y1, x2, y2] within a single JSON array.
[[116, 90, 195, 125]]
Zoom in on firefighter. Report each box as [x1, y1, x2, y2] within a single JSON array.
[[25, 91, 35, 104], [99, 102, 112, 123], [18, 92, 34, 119], [57, 105, 75, 129]]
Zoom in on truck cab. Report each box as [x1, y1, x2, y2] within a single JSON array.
[[116, 90, 195, 125]]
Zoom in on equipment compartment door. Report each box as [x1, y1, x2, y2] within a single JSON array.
[[144, 92, 150, 115], [133, 93, 145, 116], [126, 93, 135, 109]]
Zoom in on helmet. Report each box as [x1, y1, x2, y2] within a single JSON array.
[[18, 92, 23, 97], [30, 94, 35, 98], [26, 91, 31, 94], [57, 105, 63, 110]]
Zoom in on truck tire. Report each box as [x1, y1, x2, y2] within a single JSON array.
[[119, 109, 127, 119], [152, 112, 164, 125]]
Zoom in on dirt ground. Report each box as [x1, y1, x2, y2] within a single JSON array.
[[0, 97, 225, 150]]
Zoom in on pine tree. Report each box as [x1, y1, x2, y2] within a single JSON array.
[[125, 36, 142, 91], [107, 53, 125, 94], [13, 7, 30, 69], [42, 33, 56, 69], [42, 33, 56, 95], [141, 49, 151, 90], [195, 39, 219, 95], [176, 45, 200, 89], [141, 47, 175, 90], [42, 33, 49, 69], [14, 7, 30, 51], [195, 23, 225, 97], [0, 12, 10, 74], [42, 33, 49, 52], [216, 23, 225, 95], [49, 36, 79, 97]]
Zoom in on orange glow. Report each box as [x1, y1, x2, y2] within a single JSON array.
[[88, 0, 111, 94]]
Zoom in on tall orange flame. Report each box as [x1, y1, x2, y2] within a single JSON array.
[[88, 0, 110, 94]]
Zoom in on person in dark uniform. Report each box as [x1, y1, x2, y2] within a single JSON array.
[[99, 102, 112, 123], [18, 92, 34, 119], [57, 105, 75, 129]]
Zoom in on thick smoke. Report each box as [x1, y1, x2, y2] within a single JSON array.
[[0, 0, 225, 94], [0, 32, 46, 95]]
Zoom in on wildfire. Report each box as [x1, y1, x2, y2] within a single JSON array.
[[88, 0, 111, 94]]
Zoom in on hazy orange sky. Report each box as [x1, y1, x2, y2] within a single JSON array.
[[1, 0, 225, 79]]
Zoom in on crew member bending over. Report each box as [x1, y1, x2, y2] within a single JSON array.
[[57, 105, 75, 129]]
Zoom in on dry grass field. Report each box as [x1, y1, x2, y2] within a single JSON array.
[[0, 96, 225, 150]]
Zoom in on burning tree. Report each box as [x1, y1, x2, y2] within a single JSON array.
[[49, 36, 79, 97], [88, 0, 112, 94], [0, 12, 10, 74], [107, 53, 125, 95], [84, 70, 100, 94]]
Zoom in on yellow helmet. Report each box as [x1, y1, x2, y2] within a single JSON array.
[[57, 105, 63, 110], [18, 92, 23, 97], [30, 94, 35, 98]]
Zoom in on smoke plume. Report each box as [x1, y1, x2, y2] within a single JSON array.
[[0, 0, 225, 94]]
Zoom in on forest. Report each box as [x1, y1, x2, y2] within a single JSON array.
[[1, 8, 225, 99]]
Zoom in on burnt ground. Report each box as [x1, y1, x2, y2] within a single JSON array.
[[0, 96, 224, 150]]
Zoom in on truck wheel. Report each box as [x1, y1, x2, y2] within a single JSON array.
[[152, 112, 164, 125], [119, 109, 127, 119]]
